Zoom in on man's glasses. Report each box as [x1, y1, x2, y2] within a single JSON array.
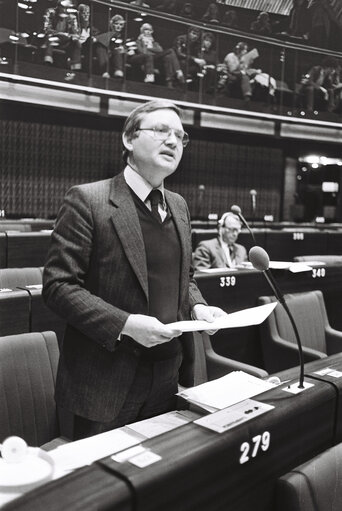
[[136, 125, 189, 147], [223, 227, 241, 234]]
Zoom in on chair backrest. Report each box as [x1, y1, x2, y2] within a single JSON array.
[[0, 331, 60, 447], [192, 331, 268, 385], [0, 267, 43, 289], [259, 290, 328, 353], [275, 442, 342, 511]]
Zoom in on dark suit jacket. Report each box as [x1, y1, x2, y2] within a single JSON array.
[[43, 172, 206, 421], [193, 237, 248, 270]]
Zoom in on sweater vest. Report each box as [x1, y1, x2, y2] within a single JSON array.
[[133, 191, 182, 360]]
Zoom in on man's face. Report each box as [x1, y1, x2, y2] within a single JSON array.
[[189, 30, 199, 42], [221, 217, 241, 245], [124, 109, 184, 187], [80, 6, 90, 22], [112, 19, 125, 32], [142, 25, 153, 36]]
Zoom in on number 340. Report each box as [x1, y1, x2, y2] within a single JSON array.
[[239, 431, 271, 464]]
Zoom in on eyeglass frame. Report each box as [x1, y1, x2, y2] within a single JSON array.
[[135, 125, 189, 147]]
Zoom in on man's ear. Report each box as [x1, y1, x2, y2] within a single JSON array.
[[122, 132, 133, 152]]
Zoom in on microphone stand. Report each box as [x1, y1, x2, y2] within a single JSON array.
[[262, 269, 305, 389]]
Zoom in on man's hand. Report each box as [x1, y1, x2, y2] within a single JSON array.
[[122, 314, 182, 348], [192, 304, 227, 335]]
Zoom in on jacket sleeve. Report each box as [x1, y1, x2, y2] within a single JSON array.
[[193, 241, 213, 269], [42, 186, 129, 351]]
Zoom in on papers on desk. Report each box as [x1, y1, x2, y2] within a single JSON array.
[[177, 371, 276, 413], [49, 429, 140, 479], [166, 302, 277, 333], [125, 410, 199, 439], [269, 261, 325, 273]]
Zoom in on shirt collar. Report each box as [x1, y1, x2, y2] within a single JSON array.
[[124, 165, 165, 203]]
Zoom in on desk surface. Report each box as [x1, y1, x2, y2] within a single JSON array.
[[5, 355, 342, 511]]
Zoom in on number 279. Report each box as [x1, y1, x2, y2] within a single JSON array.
[[239, 431, 271, 464]]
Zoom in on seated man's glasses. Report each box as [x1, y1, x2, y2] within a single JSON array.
[[136, 124, 189, 147]]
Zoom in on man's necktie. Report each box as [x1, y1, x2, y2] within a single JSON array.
[[148, 189, 162, 222]]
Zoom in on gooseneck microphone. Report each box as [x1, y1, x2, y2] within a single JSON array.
[[231, 204, 257, 245], [249, 246, 305, 389], [250, 189, 257, 212]]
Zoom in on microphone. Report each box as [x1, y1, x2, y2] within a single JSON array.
[[249, 245, 305, 389], [250, 189, 257, 213], [231, 204, 257, 245]]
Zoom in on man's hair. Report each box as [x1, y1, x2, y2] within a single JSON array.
[[218, 212, 242, 229], [122, 100, 182, 164]]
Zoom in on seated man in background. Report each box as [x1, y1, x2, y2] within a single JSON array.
[[193, 212, 248, 269]]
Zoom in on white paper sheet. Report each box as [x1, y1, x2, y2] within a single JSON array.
[[49, 429, 141, 479], [166, 302, 277, 333], [125, 410, 198, 439], [177, 371, 276, 412]]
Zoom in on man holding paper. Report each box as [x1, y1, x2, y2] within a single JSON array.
[[43, 99, 226, 439]]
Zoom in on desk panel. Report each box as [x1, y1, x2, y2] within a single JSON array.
[[6, 232, 51, 268], [99, 378, 335, 511], [0, 290, 30, 336], [3, 464, 132, 511], [264, 230, 328, 261], [0, 233, 6, 268]]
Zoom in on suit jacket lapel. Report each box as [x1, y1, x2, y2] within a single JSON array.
[[166, 191, 190, 309], [109, 173, 148, 299]]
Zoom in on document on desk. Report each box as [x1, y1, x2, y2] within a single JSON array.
[[166, 302, 277, 333], [125, 410, 199, 439], [177, 371, 276, 413], [49, 429, 141, 479]]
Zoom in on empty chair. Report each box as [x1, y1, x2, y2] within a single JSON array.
[[192, 331, 268, 385], [258, 290, 342, 373], [275, 442, 342, 511], [0, 267, 43, 289], [0, 331, 66, 448]]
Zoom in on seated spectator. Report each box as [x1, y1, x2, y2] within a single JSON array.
[[130, 0, 150, 7], [94, 14, 128, 78], [222, 9, 239, 29], [75, 4, 99, 74], [286, 0, 310, 39], [135, 22, 185, 86], [308, 0, 332, 49], [250, 11, 272, 36], [201, 3, 220, 24], [154, 0, 178, 14], [199, 31, 217, 93], [193, 212, 248, 270], [179, 2, 195, 19], [218, 41, 255, 101], [299, 57, 341, 112], [218, 41, 276, 102], [173, 27, 204, 86], [42, 0, 80, 78]]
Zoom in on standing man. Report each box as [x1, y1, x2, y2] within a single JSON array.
[[193, 212, 248, 269], [43, 99, 225, 440]]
